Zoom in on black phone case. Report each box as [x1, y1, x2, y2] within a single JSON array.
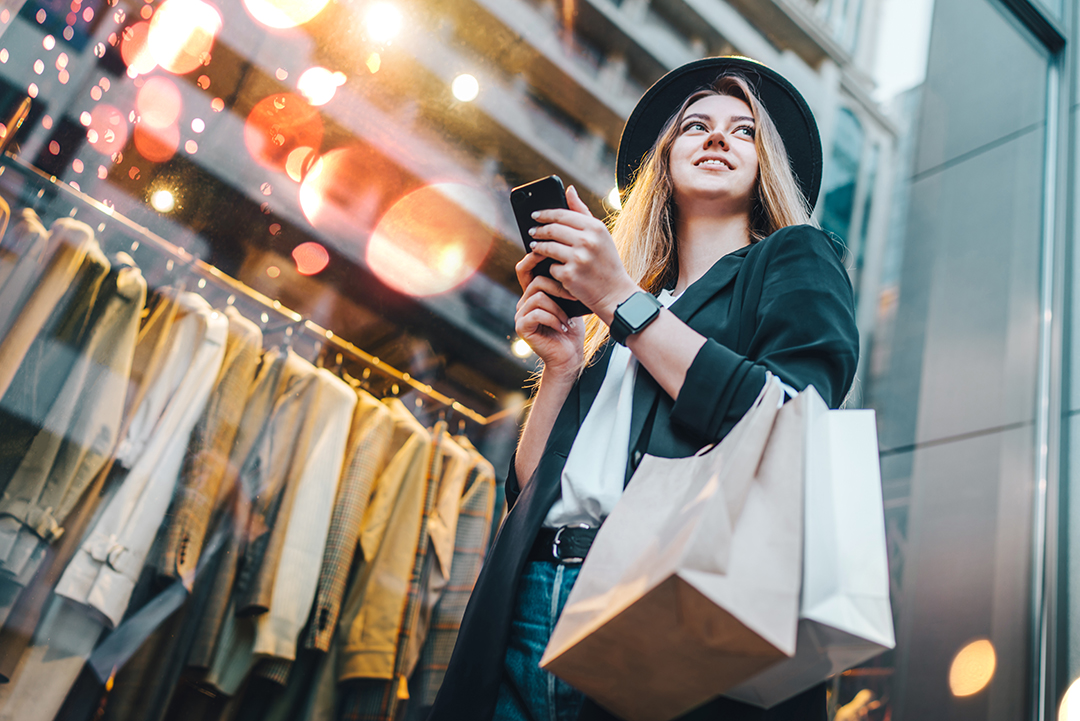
[[510, 176, 591, 318]]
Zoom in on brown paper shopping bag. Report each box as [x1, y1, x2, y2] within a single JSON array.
[[540, 379, 808, 721]]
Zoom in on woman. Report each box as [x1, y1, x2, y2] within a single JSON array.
[[428, 57, 859, 721]]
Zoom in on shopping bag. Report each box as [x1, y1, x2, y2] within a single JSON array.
[[540, 379, 807, 721], [726, 388, 895, 707]]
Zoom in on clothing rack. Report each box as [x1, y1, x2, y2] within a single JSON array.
[[0, 152, 512, 426]]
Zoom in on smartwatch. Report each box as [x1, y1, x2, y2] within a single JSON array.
[[610, 291, 663, 345]]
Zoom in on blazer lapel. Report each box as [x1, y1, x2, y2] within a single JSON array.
[[624, 369, 660, 485], [578, 340, 613, 427], [668, 244, 750, 323]]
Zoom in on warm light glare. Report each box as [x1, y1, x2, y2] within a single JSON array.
[[292, 242, 330, 275], [607, 186, 622, 210], [1060, 677, 1080, 721], [364, 3, 403, 43], [86, 104, 129, 155], [134, 123, 180, 163], [949, 639, 996, 697], [243, 0, 329, 28], [366, 183, 497, 296], [512, 338, 532, 358], [298, 145, 408, 239], [136, 76, 182, 128], [147, 0, 221, 75], [298, 67, 346, 106], [285, 146, 317, 182], [452, 73, 479, 102], [244, 93, 322, 171], [151, 189, 176, 212], [120, 22, 157, 76]]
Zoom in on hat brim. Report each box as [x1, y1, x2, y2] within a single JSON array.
[[616, 56, 822, 211]]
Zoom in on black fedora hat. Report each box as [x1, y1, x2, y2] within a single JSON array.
[[616, 56, 822, 210]]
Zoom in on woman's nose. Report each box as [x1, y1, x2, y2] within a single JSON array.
[[704, 131, 728, 150]]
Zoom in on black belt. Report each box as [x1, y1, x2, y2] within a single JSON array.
[[528, 524, 599, 564]]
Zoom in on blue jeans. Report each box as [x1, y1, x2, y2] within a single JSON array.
[[494, 561, 586, 721]]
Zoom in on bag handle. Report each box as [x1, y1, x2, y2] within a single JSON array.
[[720, 374, 788, 527]]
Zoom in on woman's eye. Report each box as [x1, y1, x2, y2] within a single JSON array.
[[735, 125, 755, 137], [683, 121, 707, 133]]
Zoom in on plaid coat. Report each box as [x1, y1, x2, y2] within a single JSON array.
[[411, 439, 496, 706]]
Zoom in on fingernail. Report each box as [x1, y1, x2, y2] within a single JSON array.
[[531, 211, 540, 219], [561, 324, 568, 332], [568, 318, 575, 328], [529, 241, 537, 250], [528, 227, 536, 236], [568, 185, 577, 195]]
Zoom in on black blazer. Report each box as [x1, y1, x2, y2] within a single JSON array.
[[428, 224, 860, 721]]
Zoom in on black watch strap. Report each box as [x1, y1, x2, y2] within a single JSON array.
[[610, 291, 663, 345]]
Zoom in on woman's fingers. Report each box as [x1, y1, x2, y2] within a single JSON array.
[[565, 184, 592, 215], [517, 282, 572, 329], [526, 238, 574, 264]]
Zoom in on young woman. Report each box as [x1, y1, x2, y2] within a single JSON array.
[[428, 56, 859, 721]]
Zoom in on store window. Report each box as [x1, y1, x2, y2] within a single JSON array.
[[0, 0, 582, 717], [820, 107, 864, 255]]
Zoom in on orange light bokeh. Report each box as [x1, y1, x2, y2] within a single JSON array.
[[244, 93, 322, 171], [136, 76, 182, 128], [298, 145, 409, 243], [147, 0, 221, 75], [292, 241, 330, 275], [134, 122, 180, 163], [285, 146, 317, 182], [366, 183, 497, 296], [243, 0, 329, 28], [120, 22, 157, 76], [86, 104, 129, 155], [297, 67, 346, 106]]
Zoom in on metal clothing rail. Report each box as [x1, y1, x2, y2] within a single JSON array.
[[0, 152, 500, 426]]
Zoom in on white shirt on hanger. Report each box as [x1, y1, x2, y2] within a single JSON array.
[[544, 289, 680, 529]]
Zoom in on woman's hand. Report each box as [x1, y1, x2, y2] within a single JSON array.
[[521, 185, 640, 325], [513, 273, 585, 378]]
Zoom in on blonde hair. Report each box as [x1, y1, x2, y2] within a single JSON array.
[[582, 73, 814, 364]]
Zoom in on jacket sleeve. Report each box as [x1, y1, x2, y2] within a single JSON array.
[[669, 225, 859, 443]]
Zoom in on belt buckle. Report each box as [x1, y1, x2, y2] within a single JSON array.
[[552, 523, 590, 565]]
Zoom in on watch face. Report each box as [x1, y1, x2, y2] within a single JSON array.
[[620, 292, 661, 329]]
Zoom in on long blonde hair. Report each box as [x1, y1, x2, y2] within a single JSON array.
[[582, 73, 814, 364]]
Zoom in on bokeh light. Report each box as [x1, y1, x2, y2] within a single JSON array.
[[452, 73, 479, 102], [120, 22, 157, 76], [285, 146, 317, 182], [134, 122, 180, 163], [607, 186, 622, 210], [948, 639, 996, 697], [364, 3, 403, 43], [136, 76, 182, 128], [366, 183, 497, 296], [298, 145, 409, 242], [243, 0, 329, 28], [292, 241, 330, 275], [297, 67, 346, 106], [1060, 676, 1080, 721], [151, 189, 176, 212], [512, 338, 532, 358], [86, 104, 129, 155], [147, 0, 221, 75], [244, 93, 322, 171]]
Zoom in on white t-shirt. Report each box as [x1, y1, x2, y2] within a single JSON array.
[[543, 289, 680, 529]]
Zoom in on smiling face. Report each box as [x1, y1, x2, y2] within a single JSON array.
[[667, 93, 759, 218]]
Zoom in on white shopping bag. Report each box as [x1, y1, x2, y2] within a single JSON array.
[[540, 380, 805, 721], [726, 388, 895, 707]]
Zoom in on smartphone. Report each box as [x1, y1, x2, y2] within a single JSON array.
[[510, 175, 590, 318]]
